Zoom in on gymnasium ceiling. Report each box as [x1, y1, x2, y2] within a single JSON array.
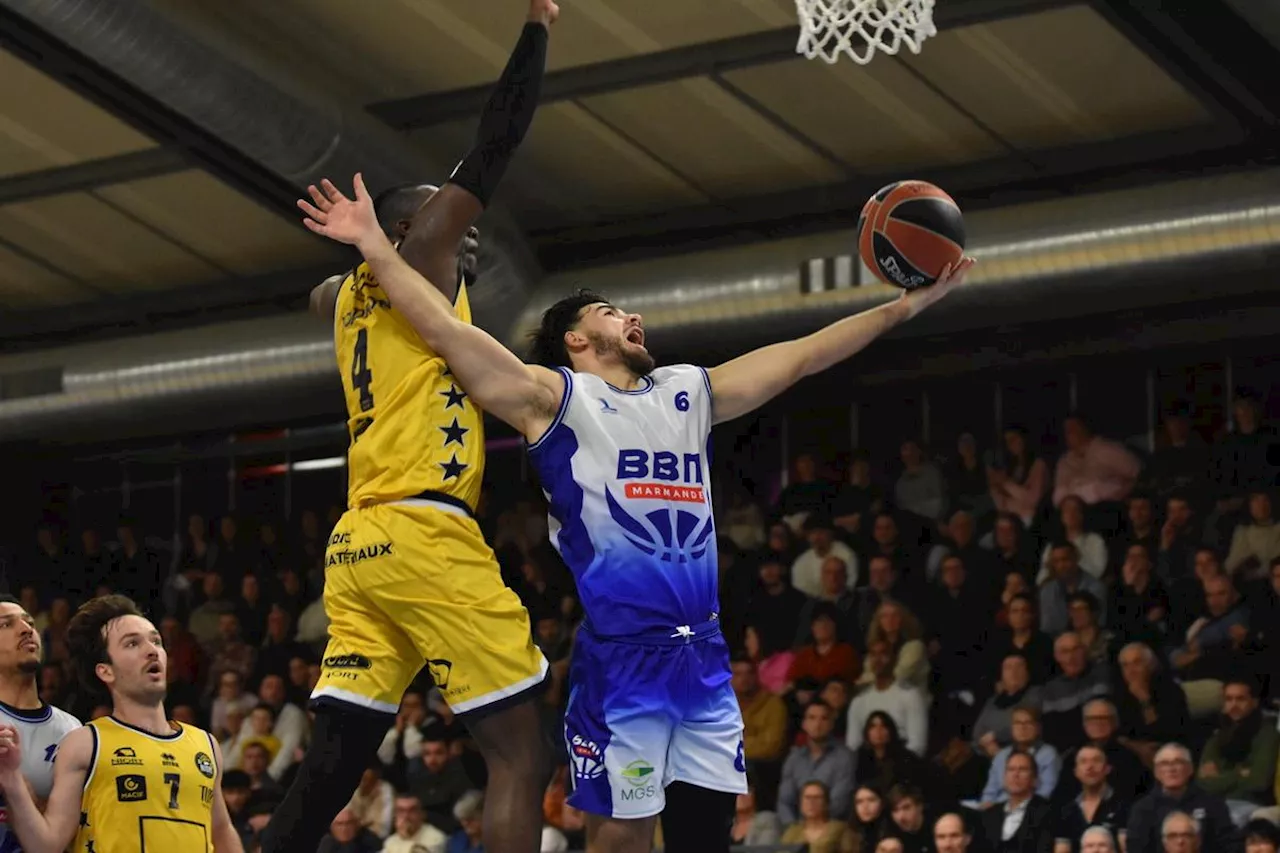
[[0, 0, 1278, 349]]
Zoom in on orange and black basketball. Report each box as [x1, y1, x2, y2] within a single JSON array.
[[857, 180, 966, 289]]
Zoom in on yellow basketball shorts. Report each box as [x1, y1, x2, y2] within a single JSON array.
[[312, 498, 548, 717]]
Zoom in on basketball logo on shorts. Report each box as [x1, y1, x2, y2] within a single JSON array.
[[605, 491, 714, 563], [569, 734, 605, 781]]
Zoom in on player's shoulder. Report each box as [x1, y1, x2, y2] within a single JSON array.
[[650, 364, 712, 392], [48, 705, 82, 736]]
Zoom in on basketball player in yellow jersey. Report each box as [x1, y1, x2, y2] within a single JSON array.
[[262, 3, 559, 853], [0, 595, 240, 853]]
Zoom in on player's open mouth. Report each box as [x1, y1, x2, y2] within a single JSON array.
[[145, 663, 162, 675], [18, 640, 37, 653], [625, 328, 644, 346]]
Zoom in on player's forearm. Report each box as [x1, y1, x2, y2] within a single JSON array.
[[794, 298, 912, 377], [214, 823, 246, 853], [0, 777, 68, 853], [357, 233, 458, 343]]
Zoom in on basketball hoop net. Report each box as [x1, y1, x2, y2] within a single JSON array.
[[794, 0, 937, 65]]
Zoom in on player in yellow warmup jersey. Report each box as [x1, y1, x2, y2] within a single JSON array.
[[0, 595, 241, 853], [262, 3, 559, 853]]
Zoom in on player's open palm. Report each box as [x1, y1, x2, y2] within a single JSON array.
[[529, 0, 559, 26], [298, 173, 379, 247], [0, 723, 23, 776]]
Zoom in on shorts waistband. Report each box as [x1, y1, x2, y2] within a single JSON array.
[[585, 617, 722, 646], [386, 490, 475, 519]]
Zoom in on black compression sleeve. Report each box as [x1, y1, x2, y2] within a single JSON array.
[[448, 22, 548, 208]]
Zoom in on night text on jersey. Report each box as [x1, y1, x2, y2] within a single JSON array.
[[616, 449, 705, 503], [341, 296, 391, 328]]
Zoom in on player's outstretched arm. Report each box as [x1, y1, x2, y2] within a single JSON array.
[[398, 0, 558, 298], [300, 175, 562, 437], [209, 737, 245, 853], [705, 258, 975, 424], [0, 725, 91, 853]]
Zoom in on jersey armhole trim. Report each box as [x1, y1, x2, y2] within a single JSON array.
[[697, 365, 713, 403], [205, 730, 218, 777], [83, 725, 99, 791], [527, 367, 573, 452]]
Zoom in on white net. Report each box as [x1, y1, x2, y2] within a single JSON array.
[[794, 0, 938, 65]]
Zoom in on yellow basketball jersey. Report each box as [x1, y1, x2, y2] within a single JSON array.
[[334, 262, 485, 510], [75, 716, 218, 853]]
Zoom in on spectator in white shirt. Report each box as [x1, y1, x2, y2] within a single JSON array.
[[1052, 416, 1141, 508], [381, 794, 447, 853], [791, 516, 859, 596], [1224, 490, 1280, 582], [1039, 496, 1109, 584], [847, 639, 928, 756], [238, 672, 309, 780]]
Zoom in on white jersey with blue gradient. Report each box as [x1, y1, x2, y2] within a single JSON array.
[[528, 364, 718, 638], [528, 364, 746, 819], [0, 701, 81, 852]]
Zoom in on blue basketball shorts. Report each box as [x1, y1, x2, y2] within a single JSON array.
[[563, 624, 748, 819]]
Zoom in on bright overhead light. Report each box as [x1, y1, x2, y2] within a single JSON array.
[[292, 456, 346, 472]]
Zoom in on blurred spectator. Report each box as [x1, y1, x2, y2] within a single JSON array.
[[1243, 819, 1280, 853], [238, 673, 308, 781], [927, 554, 994, 694], [989, 514, 1039, 585], [221, 769, 255, 850], [77, 526, 113, 599], [928, 510, 996, 588], [989, 593, 1054, 685], [1053, 745, 1131, 853], [778, 701, 854, 825], [853, 784, 889, 849], [732, 655, 788, 764], [255, 605, 308, 683], [211, 669, 257, 739], [989, 426, 1049, 529], [855, 557, 910, 647], [776, 453, 836, 529], [1054, 700, 1147, 804], [847, 640, 929, 756], [382, 793, 447, 853], [295, 585, 330, 647], [821, 678, 853, 742], [1144, 405, 1210, 503], [241, 705, 282, 765], [977, 707, 1061, 806], [1041, 633, 1111, 753], [849, 711, 929, 795], [41, 598, 72, 665], [379, 690, 428, 791], [1212, 391, 1278, 496], [866, 513, 925, 590], [1040, 543, 1109, 637], [1109, 494, 1159, 575], [206, 612, 256, 695], [1157, 494, 1201, 583], [1224, 491, 1280, 582], [348, 762, 396, 840], [1168, 573, 1249, 684], [721, 489, 767, 552], [861, 600, 929, 691], [972, 653, 1043, 759], [1110, 546, 1170, 650], [1067, 593, 1114, 665], [832, 450, 884, 538], [884, 784, 933, 853], [114, 518, 162, 612], [236, 573, 269, 646], [189, 573, 235, 648], [780, 780, 858, 853], [409, 731, 472, 835], [934, 813, 972, 853], [895, 439, 948, 524], [946, 432, 991, 519], [978, 749, 1055, 853], [1126, 744, 1237, 853], [1113, 643, 1190, 769], [742, 623, 794, 695], [447, 791, 485, 853], [1051, 416, 1140, 509], [1195, 678, 1278, 825], [1240, 558, 1280, 699], [1158, 812, 1202, 853], [1039, 497, 1108, 584], [210, 515, 248, 593], [792, 516, 859, 596], [240, 741, 285, 801], [795, 557, 859, 646], [744, 556, 808, 658], [319, 807, 381, 853], [729, 779, 782, 847]]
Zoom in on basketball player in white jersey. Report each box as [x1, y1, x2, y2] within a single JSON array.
[[0, 596, 80, 852], [298, 175, 974, 853]]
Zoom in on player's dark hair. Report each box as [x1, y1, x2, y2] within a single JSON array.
[[527, 289, 610, 368], [372, 184, 434, 239], [0, 594, 19, 607], [67, 594, 146, 698]]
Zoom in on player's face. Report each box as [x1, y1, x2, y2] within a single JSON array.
[[0, 602, 40, 674], [100, 614, 167, 704], [571, 303, 655, 376]]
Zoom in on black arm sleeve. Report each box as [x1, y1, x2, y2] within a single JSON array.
[[448, 22, 548, 208]]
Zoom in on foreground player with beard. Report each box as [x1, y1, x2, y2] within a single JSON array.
[[0, 595, 240, 853], [0, 596, 79, 851], [298, 174, 974, 853]]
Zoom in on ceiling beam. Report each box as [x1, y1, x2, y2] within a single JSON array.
[[531, 123, 1260, 270], [368, 0, 1079, 130], [0, 149, 189, 205]]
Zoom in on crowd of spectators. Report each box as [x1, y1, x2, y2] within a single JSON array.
[[7, 389, 1280, 853]]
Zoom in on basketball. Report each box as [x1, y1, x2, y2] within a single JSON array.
[[857, 180, 966, 290]]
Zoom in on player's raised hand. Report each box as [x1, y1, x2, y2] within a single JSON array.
[[529, 0, 559, 26], [900, 256, 975, 316], [298, 174, 381, 248], [0, 723, 23, 776]]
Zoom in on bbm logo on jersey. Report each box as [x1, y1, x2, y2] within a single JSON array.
[[569, 734, 605, 781]]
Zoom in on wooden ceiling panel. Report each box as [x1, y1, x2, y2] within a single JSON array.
[[95, 171, 340, 276], [0, 50, 157, 178], [724, 57, 1009, 173], [579, 78, 846, 198], [905, 5, 1213, 150], [0, 244, 93, 307], [0, 194, 220, 294], [412, 104, 709, 223]]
